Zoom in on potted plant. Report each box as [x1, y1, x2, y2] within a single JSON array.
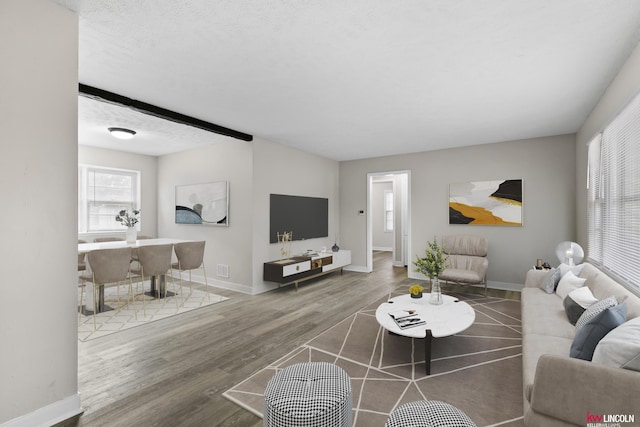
[[116, 209, 140, 243], [414, 236, 449, 304], [409, 284, 424, 299]]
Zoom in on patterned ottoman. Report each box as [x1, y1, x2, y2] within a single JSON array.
[[385, 400, 476, 427], [263, 362, 352, 427]]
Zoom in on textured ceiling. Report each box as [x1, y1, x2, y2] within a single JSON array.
[[57, 0, 640, 160]]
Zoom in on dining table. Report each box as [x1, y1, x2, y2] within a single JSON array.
[[78, 238, 193, 314]]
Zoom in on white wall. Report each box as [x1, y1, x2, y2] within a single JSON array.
[[576, 41, 640, 250], [251, 138, 339, 294], [156, 137, 339, 295], [0, 0, 81, 425], [340, 134, 576, 289], [78, 145, 158, 240], [157, 138, 255, 294]]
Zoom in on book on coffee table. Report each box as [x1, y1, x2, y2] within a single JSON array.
[[388, 310, 426, 329]]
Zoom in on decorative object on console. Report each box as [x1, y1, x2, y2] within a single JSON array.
[[555, 241, 584, 266], [409, 284, 423, 299], [175, 181, 229, 226], [448, 179, 522, 226], [277, 231, 292, 257]]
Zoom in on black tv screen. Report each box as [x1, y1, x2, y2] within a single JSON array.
[[269, 194, 329, 243]]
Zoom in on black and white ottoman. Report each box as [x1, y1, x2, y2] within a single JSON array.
[[385, 400, 476, 427], [263, 362, 352, 427]]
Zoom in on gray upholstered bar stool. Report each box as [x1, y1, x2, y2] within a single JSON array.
[[385, 400, 476, 427], [263, 362, 352, 427]]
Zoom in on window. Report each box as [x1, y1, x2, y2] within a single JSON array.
[[587, 91, 640, 291], [78, 165, 140, 233], [384, 189, 394, 232]]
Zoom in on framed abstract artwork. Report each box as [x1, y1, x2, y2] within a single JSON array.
[[175, 181, 229, 226], [449, 179, 522, 226]]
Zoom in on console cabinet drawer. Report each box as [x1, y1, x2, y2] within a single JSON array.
[[282, 260, 311, 277]]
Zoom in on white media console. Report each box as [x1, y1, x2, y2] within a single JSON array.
[[263, 249, 351, 290]]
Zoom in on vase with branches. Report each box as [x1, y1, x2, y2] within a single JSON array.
[[414, 236, 448, 304]]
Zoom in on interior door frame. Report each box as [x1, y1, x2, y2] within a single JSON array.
[[366, 170, 411, 272]]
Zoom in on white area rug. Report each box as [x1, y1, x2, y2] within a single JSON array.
[[78, 281, 228, 342]]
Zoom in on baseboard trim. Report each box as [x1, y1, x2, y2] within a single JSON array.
[[344, 265, 370, 273], [168, 271, 252, 295], [1, 393, 83, 427]]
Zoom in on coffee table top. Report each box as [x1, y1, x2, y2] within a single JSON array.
[[375, 293, 476, 339]]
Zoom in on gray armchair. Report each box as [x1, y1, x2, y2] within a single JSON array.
[[438, 234, 488, 296]]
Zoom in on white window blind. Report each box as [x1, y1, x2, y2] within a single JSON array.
[[78, 165, 140, 233], [587, 91, 640, 290]]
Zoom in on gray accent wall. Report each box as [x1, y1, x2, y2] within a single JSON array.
[[339, 134, 577, 289]]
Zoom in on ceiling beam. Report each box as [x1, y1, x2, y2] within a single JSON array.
[[79, 83, 253, 142]]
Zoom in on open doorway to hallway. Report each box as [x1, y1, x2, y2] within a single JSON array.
[[367, 171, 411, 274]]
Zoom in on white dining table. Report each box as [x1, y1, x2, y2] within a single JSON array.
[[78, 238, 193, 314]]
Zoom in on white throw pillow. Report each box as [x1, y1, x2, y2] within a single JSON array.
[[567, 286, 598, 309], [556, 271, 587, 299], [559, 263, 585, 277], [592, 317, 640, 372]]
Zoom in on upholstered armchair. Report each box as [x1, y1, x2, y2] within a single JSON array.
[[438, 234, 489, 295]]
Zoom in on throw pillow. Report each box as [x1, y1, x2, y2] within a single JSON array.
[[556, 271, 587, 300], [570, 303, 627, 361], [592, 316, 640, 372], [563, 296, 586, 325], [541, 268, 562, 294], [567, 286, 598, 308], [559, 263, 585, 277], [563, 287, 598, 325], [575, 296, 618, 331]]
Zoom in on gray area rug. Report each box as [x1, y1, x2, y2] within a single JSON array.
[[223, 290, 523, 426]]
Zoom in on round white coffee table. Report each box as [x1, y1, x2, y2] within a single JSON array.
[[375, 293, 476, 374]]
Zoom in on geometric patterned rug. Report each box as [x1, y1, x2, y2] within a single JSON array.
[[78, 280, 228, 342], [223, 289, 523, 426]]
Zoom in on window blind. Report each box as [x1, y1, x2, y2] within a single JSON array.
[[587, 91, 640, 290]]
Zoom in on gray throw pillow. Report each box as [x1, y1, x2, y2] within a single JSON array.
[[541, 268, 562, 294], [570, 303, 627, 361], [575, 296, 618, 331], [563, 296, 587, 325]]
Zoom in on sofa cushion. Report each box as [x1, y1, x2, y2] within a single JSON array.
[[570, 303, 627, 361], [559, 262, 585, 277], [556, 271, 587, 299], [575, 296, 618, 330], [541, 268, 561, 294], [563, 296, 586, 325], [579, 263, 640, 319], [521, 288, 575, 339], [592, 316, 640, 372], [563, 287, 598, 325]]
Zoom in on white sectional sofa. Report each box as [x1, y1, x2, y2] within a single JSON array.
[[521, 262, 640, 426]]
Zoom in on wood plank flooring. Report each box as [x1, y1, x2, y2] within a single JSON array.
[[59, 252, 518, 427]]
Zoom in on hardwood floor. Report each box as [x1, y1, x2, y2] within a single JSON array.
[[59, 252, 517, 427]]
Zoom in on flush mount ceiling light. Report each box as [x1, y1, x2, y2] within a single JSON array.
[[108, 127, 137, 140]]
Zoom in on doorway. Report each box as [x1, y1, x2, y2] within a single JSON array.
[[367, 171, 411, 272]]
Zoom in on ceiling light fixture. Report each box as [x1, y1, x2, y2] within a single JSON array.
[[108, 127, 137, 140]]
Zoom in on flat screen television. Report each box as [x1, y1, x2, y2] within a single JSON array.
[[269, 194, 329, 243]]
